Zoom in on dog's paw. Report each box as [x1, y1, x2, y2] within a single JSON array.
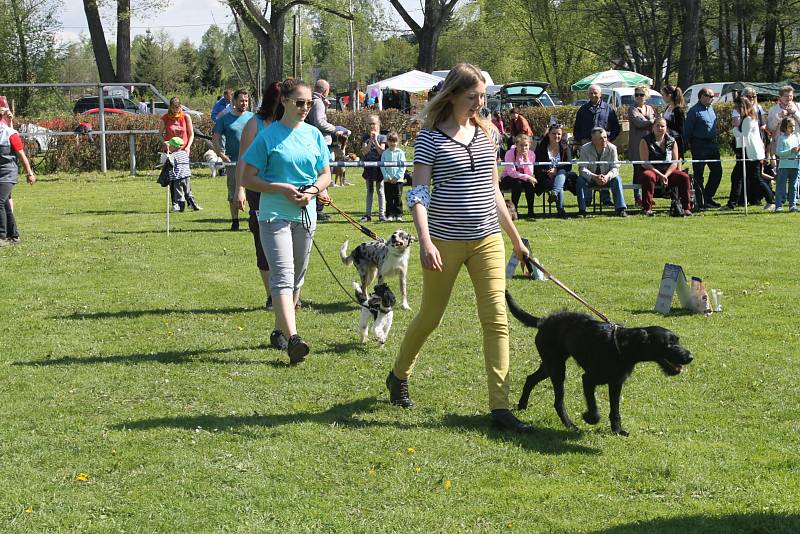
[[401, 302, 411, 311], [611, 425, 629, 437], [517, 400, 529, 410], [582, 411, 601, 425]]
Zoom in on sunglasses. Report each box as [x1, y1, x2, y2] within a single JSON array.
[[285, 97, 313, 109], [700, 93, 712, 98], [635, 93, 647, 97]]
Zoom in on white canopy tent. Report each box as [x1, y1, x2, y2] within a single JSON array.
[[366, 70, 443, 110]]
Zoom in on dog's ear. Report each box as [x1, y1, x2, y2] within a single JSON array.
[[408, 235, 417, 243], [627, 328, 649, 347]]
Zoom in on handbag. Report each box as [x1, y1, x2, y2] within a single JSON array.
[[156, 159, 172, 187]]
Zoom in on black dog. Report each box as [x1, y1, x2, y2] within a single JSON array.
[[506, 291, 693, 436]]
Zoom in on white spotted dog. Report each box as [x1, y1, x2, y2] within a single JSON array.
[[356, 282, 395, 345], [202, 149, 224, 178], [340, 229, 416, 310]]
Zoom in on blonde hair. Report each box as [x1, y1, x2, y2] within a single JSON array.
[[515, 134, 531, 145], [419, 63, 494, 139]]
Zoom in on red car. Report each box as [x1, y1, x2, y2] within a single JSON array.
[[82, 108, 133, 115]]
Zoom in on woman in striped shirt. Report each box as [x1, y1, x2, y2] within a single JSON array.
[[385, 63, 533, 432]]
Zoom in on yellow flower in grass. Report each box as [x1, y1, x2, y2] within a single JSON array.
[[443, 479, 452, 491], [368, 466, 376, 477], [406, 447, 416, 454], [24, 507, 33, 514], [75, 473, 89, 482]]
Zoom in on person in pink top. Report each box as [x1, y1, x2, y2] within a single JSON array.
[[500, 133, 537, 218]]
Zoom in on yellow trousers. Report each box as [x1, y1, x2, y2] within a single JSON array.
[[393, 233, 510, 411]]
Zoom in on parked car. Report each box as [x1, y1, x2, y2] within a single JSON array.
[[683, 83, 733, 107], [83, 108, 134, 116], [499, 81, 551, 109], [601, 87, 665, 109], [149, 101, 204, 118], [73, 96, 141, 114], [572, 98, 589, 106]]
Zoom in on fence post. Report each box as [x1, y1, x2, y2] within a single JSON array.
[[129, 133, 137, 176], [99, 84, 107, 173]]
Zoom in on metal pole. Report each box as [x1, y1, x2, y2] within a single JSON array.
[[166, 182, 171, 236], [129, 134, 137, 176], [98, 84, 107, 173], [742, 141, 748, 215]]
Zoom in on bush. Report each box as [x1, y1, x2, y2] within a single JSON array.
[[327, 109, 413, 153], [17, 113, 218, 173]]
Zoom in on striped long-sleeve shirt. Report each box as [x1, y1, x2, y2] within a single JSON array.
[[414, 126, 500, 241], [168, 149, 191, 181]]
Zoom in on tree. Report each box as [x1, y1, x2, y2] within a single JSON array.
[[227, 0, 354, 82], [82, 0, 116, 82], [116, 0, 132, 82], [677, 0, 701, 88], [387, 0, 461, 73], [177, 39, 200, 94], [132, 30, 159, 86], [0, 0, 61, 112], [201, 45, 224, 91]]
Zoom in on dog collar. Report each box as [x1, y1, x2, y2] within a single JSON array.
[[611, 323, 622, 357]]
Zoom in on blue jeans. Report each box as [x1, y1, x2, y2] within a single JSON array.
[[577, 175, 627, 210], [552, 171, 567, 209], [776, 168, 799, 208]]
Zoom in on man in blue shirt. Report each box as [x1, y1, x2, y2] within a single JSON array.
[[210, 89, 232, 123], [684, 88, 723, 208], [213, 89, 253, 231]]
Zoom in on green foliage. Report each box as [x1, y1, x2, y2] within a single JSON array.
[[177, 39, 201, 95], [2, 170, 800, 530], [200, 46, 224, 92]]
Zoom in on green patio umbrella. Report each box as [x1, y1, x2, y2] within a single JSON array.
[[571, 70, 653, 91]]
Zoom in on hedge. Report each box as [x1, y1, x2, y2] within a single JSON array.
[[18, 103, 751, 172]]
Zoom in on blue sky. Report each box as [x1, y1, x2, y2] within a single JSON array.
[[58, 0, 428, 46]]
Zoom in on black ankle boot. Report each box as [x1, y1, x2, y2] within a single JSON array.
[[490, 409, 534, 433], [386, 371, 413, 408]]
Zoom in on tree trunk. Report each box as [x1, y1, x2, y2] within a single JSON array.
[[416, 24, 441, 73], [264, 17, 286, 82], [9, 0, 31, 110], [762, 3, 777, 81], [116, 0, 132, 83], [83, 0, 116, 82], [677, 0, 700, 89]]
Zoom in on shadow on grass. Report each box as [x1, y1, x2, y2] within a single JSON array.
[[190, 218, 232, 224], [108, 228, 236, 234], [628, 308, 697, 317], [114, 397, 415, 432], [115, 397, 598, 454], [438, 413, 600, 455], [588, 512, 800, 534], [13, 345, 274, 366], [70, 209, 165, 216], [299, 299, 359, 314], [55, 305, 262, 320]]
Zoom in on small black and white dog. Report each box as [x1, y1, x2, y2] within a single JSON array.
[[356, 282, 395, 345], [340, 229, 416, 310]]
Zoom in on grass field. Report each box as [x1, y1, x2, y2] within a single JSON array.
[[2, 167, 799, 532]]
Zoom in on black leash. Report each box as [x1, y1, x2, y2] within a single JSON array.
[[310, 238, 368, 310], [522, 256, 613, 324], [521, 256, 622, 356]]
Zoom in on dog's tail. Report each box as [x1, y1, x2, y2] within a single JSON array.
[[505, 290, 541, 328], [340, 240, 353, 266], [352, 281, 366, 303]]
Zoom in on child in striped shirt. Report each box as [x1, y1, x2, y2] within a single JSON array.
[[165, 136, 201, 212]]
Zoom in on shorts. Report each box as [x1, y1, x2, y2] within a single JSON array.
[[226, 163, 238, 202]]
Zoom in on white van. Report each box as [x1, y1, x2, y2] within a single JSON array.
[[601, 87, 665, 109], [683, 83, 733, 107]]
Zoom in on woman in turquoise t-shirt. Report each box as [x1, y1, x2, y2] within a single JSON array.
[[241, 78, 331, 364]]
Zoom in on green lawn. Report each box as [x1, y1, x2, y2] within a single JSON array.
[[2, 168, 799, 532]]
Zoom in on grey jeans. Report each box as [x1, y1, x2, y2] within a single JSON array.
[[258, 218, 316, 295]]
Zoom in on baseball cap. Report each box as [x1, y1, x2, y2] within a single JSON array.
[[167, 136, 185, 149]]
